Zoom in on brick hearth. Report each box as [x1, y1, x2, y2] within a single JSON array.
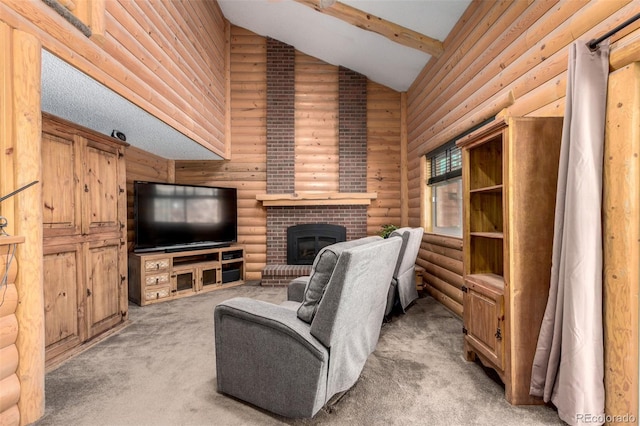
[[261, 264, 313, 287]]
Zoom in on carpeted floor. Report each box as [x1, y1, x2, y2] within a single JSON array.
[[35, 286, 564, 425]]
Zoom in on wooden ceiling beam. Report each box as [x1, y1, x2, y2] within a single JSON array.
[[294, 0, 444, 57], [318, 0, 335, 8]]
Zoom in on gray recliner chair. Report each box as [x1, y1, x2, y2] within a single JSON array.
[[214, 237, 402, 418], [384, 227, 424, 316], [286, 235, 383, 303], [288, 229, 424, 318]]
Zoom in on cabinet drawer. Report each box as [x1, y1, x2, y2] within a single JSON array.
[[144, 286, 171, 301], [144, 258, 170, 272], [145, 273, 170, 286]]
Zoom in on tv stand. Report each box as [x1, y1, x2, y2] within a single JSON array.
[[128, 245, 245, 306]]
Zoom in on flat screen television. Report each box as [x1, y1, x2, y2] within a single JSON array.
[[133, 181, 237, 253]]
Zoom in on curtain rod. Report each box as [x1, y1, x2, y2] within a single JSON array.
[[588, 12, 640, 51]]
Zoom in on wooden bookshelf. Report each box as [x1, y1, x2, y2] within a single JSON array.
[[458, 117, 563, 405]]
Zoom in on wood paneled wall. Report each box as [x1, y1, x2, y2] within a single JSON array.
[[295, 52, 339, 193], [1, 0, 227, 157], [176, 26, 402, 280], [0, 238, 22, 426], [407, 2, 640, 311], [125, 146, 174, 251], [102, 1, 226, 154], [407, 1, 640, 218], [406, 0, 640, 418], [367, 81, 402, 235], [419, 234, 463, 317], [176, 27, 268, 281], [0, 3, 228, 421]]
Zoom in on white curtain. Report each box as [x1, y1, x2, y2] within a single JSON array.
[[529, 40, 610, 425]]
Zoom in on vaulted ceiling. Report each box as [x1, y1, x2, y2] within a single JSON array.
[[41, 0, 473, 161], [218, 0, 472, 91]]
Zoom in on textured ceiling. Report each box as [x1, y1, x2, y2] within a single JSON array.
[[218, 0, 471, 91], [41, 50, 222, 160]]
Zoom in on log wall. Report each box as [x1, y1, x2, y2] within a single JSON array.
[[176, 26, 402, 280], [367, 81, 402, 235], [407, 2, 640, 315], [102, 1, 226, 154], [0, 3, 228, 422], [406, 0, 640, 419], [176, 27, 268, 281], [418, 234, 463, 317], [125, 146, 174, 252], [295, 52, 339, 193], [407, 1, 640, 220], [0, 0, 228, 157], [0, 239, 23, 426], [1, 0, 638, 421]]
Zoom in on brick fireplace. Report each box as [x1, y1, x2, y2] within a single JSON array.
[[260, 38, 371, 286]]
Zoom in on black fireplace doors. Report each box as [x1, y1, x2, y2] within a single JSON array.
[[287, 224, 346, 265]]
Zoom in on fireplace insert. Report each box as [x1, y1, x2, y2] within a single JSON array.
[[287, 224, 347, 265]]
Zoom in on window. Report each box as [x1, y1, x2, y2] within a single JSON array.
[[428, 143, 462, 185], [422, 118, 495, 237], [425, 141, 463, 237], [431, 178, 462, 236]]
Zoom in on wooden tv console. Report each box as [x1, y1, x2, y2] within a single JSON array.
[[128, 245, 245, 306]]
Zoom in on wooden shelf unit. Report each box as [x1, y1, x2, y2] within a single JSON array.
[[128, 245, 245, 306], [457, 116, 563, 405]]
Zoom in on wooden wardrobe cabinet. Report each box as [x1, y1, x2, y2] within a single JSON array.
[[457, 116, 563, 405], [41, 113, 128, 365]]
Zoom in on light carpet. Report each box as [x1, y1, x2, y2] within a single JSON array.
[[35, 286, 563, 425]]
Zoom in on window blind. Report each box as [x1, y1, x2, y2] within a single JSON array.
[[425, 117, 495, 185], [426, 141, 462, 185]]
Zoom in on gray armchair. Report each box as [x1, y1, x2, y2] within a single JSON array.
[[287, 235, 382, 303], [384, 227, 424, 316], [214, 237, 402, 418], [289, 228, 424, 318]]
